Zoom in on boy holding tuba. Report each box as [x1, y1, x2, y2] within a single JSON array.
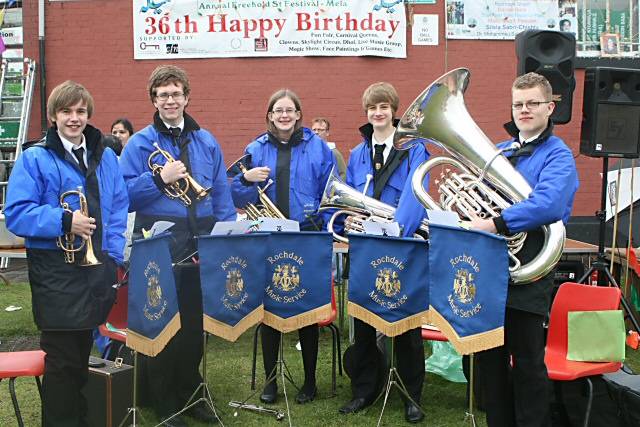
[[5, 81, 128, 426]]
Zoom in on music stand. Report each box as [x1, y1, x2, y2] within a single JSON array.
[[463, 353, 477, 427], [233, 329, 297, 427], [370, 335, 427, 427], [157, 332, 223, 426], [117, 351, 147, 427], [578, 157, 640, 333]]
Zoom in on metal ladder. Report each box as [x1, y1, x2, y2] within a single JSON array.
[[0, 57, 36, 209]]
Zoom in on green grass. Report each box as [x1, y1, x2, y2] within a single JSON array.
[[2, 283, 640, 426]]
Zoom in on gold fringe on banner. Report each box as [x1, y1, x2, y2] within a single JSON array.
[[429, 308, 504, 355], [203, 305, 264, 342], [126, 314, 181, 357], [348, 302, 429, 337], [263, 304, 331, 333]]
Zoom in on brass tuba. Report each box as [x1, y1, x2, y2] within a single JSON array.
[[56, 186, 101, 266], [226, 155, 286, 220], [148, 142, 211, 206], [318, 173, 429, 243], [394, 68, 565, 285]]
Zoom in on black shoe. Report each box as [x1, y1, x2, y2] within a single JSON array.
[[160, 414, 188, 427], [295, 386, 317, 404], [186, 404, 220, 423], [404, 402, 425, 423], [260, 382, 278, 404], [339, 397, 370, 414]]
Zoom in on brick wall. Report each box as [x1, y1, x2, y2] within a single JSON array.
[[22, 2, 600, 215]]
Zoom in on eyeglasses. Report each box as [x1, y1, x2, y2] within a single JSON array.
[[271, 108, 298, 116], [312, 128, 327, 134], [511, 100, 551, 111], [155, 92, 185, 102]]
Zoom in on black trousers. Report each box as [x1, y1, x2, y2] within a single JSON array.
[[40, 329, 93, 427], [140, 265, 203, 415], [261, 323, 319, 389], [350, 318, 424, 403], [478, 307, 550, 427]]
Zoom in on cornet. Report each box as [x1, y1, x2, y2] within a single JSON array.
[[148, 142, 211, 206], [228, 401, 285, 421], [56, 186, 101, 266]]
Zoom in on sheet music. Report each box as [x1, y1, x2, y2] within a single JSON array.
[[362, 220, 400, 237]]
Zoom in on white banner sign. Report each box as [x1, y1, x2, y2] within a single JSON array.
[[446, 0, 561, 40], [412, 14, 438, 45], [1, 27, 23, 46], [133, 0, 407, 59]]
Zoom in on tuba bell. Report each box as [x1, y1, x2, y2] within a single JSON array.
[[148, 142, 211, 206], [394, 68, 565, 285], [56, 186, 101, 266], [318, 173, 429, 243], [226, 154, 286, 220]]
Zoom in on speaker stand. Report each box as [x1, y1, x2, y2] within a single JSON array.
[[578, 157, 640, 333], [371, 336, 426, 427], [156, 332, 223, 426]]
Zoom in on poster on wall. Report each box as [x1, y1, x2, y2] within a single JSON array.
[[133, 0, 407, 59], [445, 0, 562, 40]]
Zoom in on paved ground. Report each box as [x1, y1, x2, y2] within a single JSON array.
[[0, 257, 28, 284]]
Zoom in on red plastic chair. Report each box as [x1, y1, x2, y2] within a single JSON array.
[[251, 276, 342, 394], [0, 350, 45, 427], [98, 283, 128, 356], [545, 282, 622, 427], [421, 326, 448, 342]]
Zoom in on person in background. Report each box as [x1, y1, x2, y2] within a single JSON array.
[[231, 89, 336, 405], [111, 118, 134, 149], [469, 72, 579, 427], [311, 117, 347, 180], [4, 80, 128, 426]]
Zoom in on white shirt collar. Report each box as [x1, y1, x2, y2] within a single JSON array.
[[372, 130, 395, 164], [58, 131, 87, 166], [519, 131, 542, 145], [163, 119, 184, 132]]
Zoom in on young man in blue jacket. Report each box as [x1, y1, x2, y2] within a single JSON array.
[[5, 81, 128, 426], [339, 82, 428, 423], [119, 65, 236, 426], [470, 73, 579, 427]]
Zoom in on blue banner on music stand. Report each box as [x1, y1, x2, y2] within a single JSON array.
[[348, 234, 429, 337], [199, 233, 266, 342], [263, 231, 333, 333], [127, 233, 180, 357], [428, 223, 509, 355]]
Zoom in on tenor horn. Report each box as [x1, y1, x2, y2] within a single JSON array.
[[148, 142, 211, 206], [394, 68, 565, 284], [56, 186, 101, 266], [318, 173, 429, 243]]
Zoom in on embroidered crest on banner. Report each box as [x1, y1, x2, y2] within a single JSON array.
[[369, 255, 407, 310], [144, 261, 167, 321], [448, 254, 482, 318], [266, 251, 307, 304], [221, 256, 249, 311]]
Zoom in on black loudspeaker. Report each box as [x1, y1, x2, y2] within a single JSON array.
[[515, 30, 576, 124], [580, 67, 640, 158]]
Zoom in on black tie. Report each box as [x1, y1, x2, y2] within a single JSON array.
[[169, 127, 181, 145], [73, 147, 87, 175], [373, 144, 385, 177]]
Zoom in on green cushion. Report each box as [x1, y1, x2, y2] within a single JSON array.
[[567, 310, 625, 362]]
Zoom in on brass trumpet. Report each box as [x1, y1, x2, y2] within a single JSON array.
[[56, 186, 101, 266], [148, 142, 211, 206], [226, 155, 286, 220]]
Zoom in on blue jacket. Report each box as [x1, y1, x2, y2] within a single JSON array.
[[5, 126, 128, 265], [231, 127, 336, 229], [120, 113, 237, 224], [346, 124, 429, 237], [495, 124, 579, 234]]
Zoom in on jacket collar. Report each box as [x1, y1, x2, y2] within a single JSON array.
[[266, 127, 304, 148], [44, 123, 104, 160], [359, 119, 400, 147], [153, 111, 200, 135], [503, 118, 554, 145]]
